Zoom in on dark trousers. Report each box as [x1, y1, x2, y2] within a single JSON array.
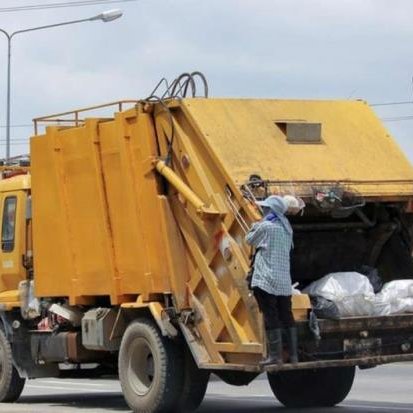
[[253, 287, 295, 330]]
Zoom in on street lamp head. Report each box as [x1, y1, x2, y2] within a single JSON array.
[[90, 9, 123, 23]]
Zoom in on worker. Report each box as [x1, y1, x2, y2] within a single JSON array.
[[245, 195, 304, 367]]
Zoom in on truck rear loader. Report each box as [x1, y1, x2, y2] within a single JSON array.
[[0, 73, 412, 412]]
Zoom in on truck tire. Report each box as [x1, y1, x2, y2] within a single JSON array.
[[0, 328, 25, 402], [176, 348, 209, 412], [267, 366, 355, 408], [216, 371, 258, 386], [118, 319, 184, 413]]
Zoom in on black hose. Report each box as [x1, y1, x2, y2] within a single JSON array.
[[141, 71, 209, 167]]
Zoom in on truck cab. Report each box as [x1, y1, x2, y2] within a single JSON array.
[[0, 172, 30, 309]]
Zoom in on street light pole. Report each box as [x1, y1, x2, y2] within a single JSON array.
[[0, 9, 123, 162], [0, 29, 12, 162]]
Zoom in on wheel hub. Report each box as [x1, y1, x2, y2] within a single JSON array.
[[127, 338, 155, 396]]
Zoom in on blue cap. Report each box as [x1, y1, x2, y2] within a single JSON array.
[[256, 195, 288, 215]]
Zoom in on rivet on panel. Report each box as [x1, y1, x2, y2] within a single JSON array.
[[219, 236, 233, 262], [223, 247, 233, 262], [177, 193, 187, 206], [181, 154, 190, 169]]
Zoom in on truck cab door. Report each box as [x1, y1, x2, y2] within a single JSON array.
[[0, 191, 26, 293]]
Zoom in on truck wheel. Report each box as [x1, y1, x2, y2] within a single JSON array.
[[216, 371, 258, 386], [0, 328, 25, 402], [176, 348, 209, 412], [267, 366, 355, 408], [118, 319, 184, 413]]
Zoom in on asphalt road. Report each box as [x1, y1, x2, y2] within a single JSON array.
[[0, 363, 412, 412]]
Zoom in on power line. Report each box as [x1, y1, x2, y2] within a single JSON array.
[[0, 139, 30, 142], [0, 0, 137, 13], [411, 76, 413, 100], [0, 124, 32, 128], [371, 101, 413, 107], [0, 142, 29, 145], [381, 115, 413, 122]]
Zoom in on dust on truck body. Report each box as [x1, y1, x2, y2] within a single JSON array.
[[0, 94, 412, 411]]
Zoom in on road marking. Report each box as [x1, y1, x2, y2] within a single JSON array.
[[38, 380, 113, 387], [344, 403, 413, 412], [207, 394, 413, 411], [207, 395, 272, 402], [26, 384, 112, 393]]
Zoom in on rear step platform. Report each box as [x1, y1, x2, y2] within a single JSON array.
[[316, 313, 413, 333]]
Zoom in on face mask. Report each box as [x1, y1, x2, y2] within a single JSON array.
[[262, 206, 271, 216]]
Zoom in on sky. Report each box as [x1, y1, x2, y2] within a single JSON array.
[[0, 0, 411, 162]]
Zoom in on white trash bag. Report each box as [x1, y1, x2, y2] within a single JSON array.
[[393, 297, 413, 314], [303, 272, 375, 317], [373, 280, 413, 316], [377, 280, 413, 300]]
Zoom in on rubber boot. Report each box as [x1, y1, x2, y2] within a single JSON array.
[[286, 327, 298, 364], [259, 329, 283, 367]]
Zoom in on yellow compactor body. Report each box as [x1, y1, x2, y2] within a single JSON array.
[[0, 96, 411, 412]]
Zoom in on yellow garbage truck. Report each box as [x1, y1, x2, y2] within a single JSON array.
[[0, 73, 412, 412]]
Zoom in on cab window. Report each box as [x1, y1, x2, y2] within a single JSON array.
[[2, 196, 17, 252]]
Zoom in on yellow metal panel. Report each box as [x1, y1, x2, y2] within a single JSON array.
[[292, 294, 311, 321], [97, 110, 172, 297], [0, 289, 20, 302], [31, 108, 172, 302], [121, 299, 169, 336], [31, 132, 74, 297], [47, 124, 115, 301], [97, 119, 143, 296], [97, 116, 156, 297], [0, 175, 30, 193], [0, 302, 20, 310], [127, 111, 172, 295], [180, 99, 413, 197]]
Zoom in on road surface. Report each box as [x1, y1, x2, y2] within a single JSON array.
[[0, 363, 412, 412]]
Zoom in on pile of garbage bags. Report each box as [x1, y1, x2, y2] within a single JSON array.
[[375, 281, 413, 316], [303, 271, 413, 319]]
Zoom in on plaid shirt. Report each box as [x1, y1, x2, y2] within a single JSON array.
[[245, 220, 293, 296]]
